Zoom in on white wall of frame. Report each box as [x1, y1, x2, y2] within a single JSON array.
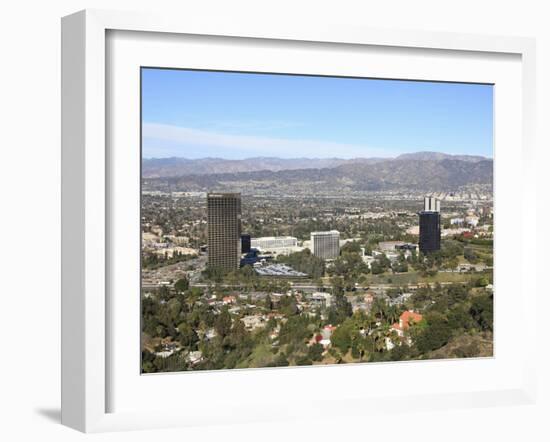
[[107, 28, 523, 418]]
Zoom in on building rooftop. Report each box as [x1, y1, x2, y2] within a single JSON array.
[[311, 230, 340, 235], [207, 192, 241, 198], [252, 235, 297, 240], [400, 310, 423, 329], [255, 264, 307, 277]]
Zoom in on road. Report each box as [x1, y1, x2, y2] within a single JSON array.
[[142, 280, 461, 292]]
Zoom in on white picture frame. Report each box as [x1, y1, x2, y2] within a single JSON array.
[[61, 9, 537, 433]]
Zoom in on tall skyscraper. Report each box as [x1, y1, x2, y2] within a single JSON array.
[[207, 193, 241, 271], [310, 230, 340, 260], [419, 197, 441, 254], [240, 233, 251, 254]]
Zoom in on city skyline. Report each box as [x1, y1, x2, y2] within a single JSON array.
[[142, 68, 494, 160]]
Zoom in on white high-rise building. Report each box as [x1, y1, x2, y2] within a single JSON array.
[[424, 196, 441, 212], [310, 230, 340, 260]]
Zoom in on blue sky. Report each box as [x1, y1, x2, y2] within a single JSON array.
[[142, 68, 493, 159]]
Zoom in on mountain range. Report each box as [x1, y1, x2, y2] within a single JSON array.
[[142, 152, 488, 178], [142, 156, 371, 178], [142, 152, 492, 193]]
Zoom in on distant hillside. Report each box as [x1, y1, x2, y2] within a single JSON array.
[[142, 152, 490, 178], [142, 156, 387, 178], [143, 156, 493, 193]]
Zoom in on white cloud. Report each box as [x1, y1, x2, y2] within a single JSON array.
[[210, 119, 304, 132], [142, 122, 397, 159]]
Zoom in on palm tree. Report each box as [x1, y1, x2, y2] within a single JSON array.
[[386, 305, 401, 325], [373, 331, 387, 353], [372, 298, 388, 322], [365, 313, 378, 335], [372, 324, 396, 353]]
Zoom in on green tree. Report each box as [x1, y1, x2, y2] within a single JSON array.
[[331, 319, 355, 353], [330, 276, 344, 296], [470, 295, 493, 331], [166, 298, 182, 323], [274, 353, 289, 367], [447, 284, 469, 305], [341, 241, 362, 254], [464, 247, 479, 264], [448, 305, 475, 331], [476, 277, 489, 287], [277, 249, 325, 278], [279, 315, 311, 345], [371, 297, 389, 321], [229, 316, 248, 346], [371, 261, 384, 275], [279, 295, 299, 316], [327, 293, 353, 325], [174, 276, 189, 293], [177, 321, 198, 348], [308, 343, 324, 361], [415, 314, 452, 353], [214, 307, 232, 339]]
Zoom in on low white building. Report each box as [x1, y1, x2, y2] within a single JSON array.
[[378, 241, 406, 252], [241, 315, 266, 331], [465, 215, 480, 227], [319, 325, 337, 348], [186, 351, 204, 365], [251, 236, 298, 251], [309, 292, 333, 308], [152, 246, 198, 258], [442, 227, 470, 237]]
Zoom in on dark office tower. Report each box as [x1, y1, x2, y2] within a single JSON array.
[[419, 197, 441, 254], [207, 193, 242, 271], [241, 233, 251, 254]]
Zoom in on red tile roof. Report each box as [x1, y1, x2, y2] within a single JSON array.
[[399, 311, 423, 330]]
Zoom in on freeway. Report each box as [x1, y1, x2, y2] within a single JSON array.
[[142, 280, 462, 292]]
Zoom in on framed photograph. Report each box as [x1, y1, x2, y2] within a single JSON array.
[[61, 9, 537, 432]]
